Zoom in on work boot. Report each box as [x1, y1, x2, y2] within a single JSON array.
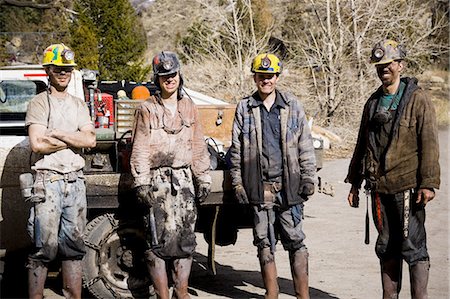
[[380, 258, 403, 299], [171, 257, 193, 299], [146, 250, 170, 299], [27, 260, 48, 299], [258, 247, 279, 299], [409, 260, 430, 299], [289, 248, 309, 299], [61, 260, 82, 299]]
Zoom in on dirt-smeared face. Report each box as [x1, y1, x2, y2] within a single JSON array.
[[254, 73, 279, 97], [376, 60, 403, 87], [46, 66, 73, 92], [159, 72, 180, 97]]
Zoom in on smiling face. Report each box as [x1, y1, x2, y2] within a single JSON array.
[[254, 72, 279, 97], [46, 65, 73, 92], [376, 60, 404, 88], [158, 72, 180, 98]]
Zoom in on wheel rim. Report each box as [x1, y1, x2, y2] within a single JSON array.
[[89, 219, 152, 297]]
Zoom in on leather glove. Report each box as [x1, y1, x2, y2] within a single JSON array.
[[298, 178, 315, 200], [196, 183, 211, 203], [135, 185, 153, 208], [234, 185, 249, 204]]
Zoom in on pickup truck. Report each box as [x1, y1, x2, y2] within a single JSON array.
[[0, 64, 323, 298]]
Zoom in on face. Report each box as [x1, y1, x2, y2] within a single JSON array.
[[254, 73, 279, 96], [46, 65, 73, 91], [376, 60, 403, 87], [159, 72, 180, 97]]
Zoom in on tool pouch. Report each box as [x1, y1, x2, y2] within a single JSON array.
[[19, 173, 45, 203]]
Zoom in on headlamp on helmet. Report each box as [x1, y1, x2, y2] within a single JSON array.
[[152, 51, 180, 77], [42, 43, 77, 67], [370, 39, 406, 65], [251, 53, 282, 74]]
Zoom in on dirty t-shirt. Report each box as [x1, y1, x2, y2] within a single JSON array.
[[25, 91, 92, 173]]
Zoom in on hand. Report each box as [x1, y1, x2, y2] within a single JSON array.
[[347, 185, 360, 208], [234, 185, 249, 204], [298, 178, 315, 200], [416, 188, 435, 206], [135, 185, 153, 208], [196, 183, 211, 203]]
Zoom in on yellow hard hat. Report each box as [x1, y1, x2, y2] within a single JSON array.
[[251, 53, 282, 74], [370, 39, 406, 65], [42, 43, 77, 67]]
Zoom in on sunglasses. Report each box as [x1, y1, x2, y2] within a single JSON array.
[[51, 66, 74, 74]]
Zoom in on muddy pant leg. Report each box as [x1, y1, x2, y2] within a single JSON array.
[[258, 247, 279, 299], [58, 178, 87, 259], [381, 258, 402, 299], [171, 257, 192, 299], [289, 247, 309, 299], [61, 260, 82, 299], [146, 250, 170, 299], [409, 260, 429, 299], [27, 260, 48, 299]]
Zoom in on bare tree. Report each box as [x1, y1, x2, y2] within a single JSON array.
[[179, 0, 273, 100]]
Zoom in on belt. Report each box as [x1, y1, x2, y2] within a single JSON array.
[[37, 170, 83, 183]]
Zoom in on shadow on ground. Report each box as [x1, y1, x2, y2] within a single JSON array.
[[190, 252, 339, 299]]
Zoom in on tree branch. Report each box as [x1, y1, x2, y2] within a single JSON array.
[[0, 0, 55, 9]]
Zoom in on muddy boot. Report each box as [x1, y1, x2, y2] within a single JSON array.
[[258, 247, 279, 299], [409, 260, 430, 299], [171, 257, 192, 299], [380, 258, 402, 299], [146, 250, 170, 299], [289, 248, 309, 299], [61, 260, 82, 299], [27, 260, 48, 299]]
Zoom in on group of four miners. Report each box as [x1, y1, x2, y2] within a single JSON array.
[[25, 40, 439, 299]]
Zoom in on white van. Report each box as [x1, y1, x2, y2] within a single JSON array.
[[0, 64, 85, 135]]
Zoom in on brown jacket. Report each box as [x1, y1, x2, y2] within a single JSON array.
[[130, 95, 211, 187], [346, 77, 440, 194]]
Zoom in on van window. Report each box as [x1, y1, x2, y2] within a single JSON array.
[[0, 80, 47, 114]]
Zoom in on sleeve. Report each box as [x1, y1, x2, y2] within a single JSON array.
[[345, 101, 371, 188], [229, 101, 244, 188], [130, 104, 152, 187], [25, 93, 49, 127], [191, 104, 211, 184], [416, 91, 440, 189], [296, 101, 316, 182]]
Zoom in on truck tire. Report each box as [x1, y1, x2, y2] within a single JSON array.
[[83, 213, 155, 299]]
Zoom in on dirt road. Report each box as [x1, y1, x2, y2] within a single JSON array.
[[42, 129, 448, 298]]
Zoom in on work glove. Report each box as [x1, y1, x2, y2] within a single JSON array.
[[234, 185, 249, 204], [135, 185, 153, 208], [298, 178, 315, 200], [196, 183, 211, 203]]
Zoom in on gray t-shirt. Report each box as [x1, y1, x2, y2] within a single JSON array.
[[25, 91, 93, 173]]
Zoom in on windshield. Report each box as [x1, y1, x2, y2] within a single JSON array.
[[0, 80, 47, 114]]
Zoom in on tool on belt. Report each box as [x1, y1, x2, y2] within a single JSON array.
[[263, 181, 282, 254], [364, 189, 370, 244], [147, 206, 160, 249]]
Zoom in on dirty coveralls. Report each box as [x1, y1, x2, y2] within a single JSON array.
[[130, 95, 211, 259], [25, 91, 92, 264]]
